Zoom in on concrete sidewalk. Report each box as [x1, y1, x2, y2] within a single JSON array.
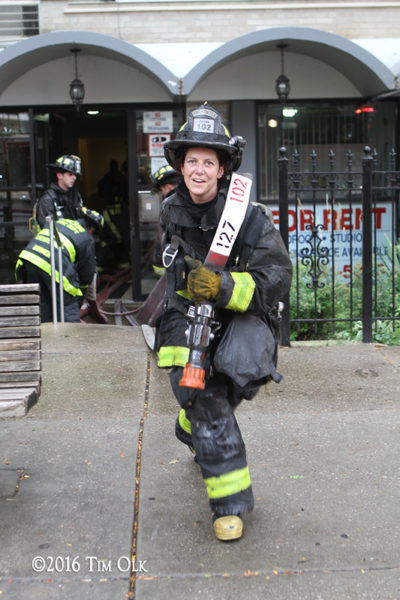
[[0, 323, 399, 599]]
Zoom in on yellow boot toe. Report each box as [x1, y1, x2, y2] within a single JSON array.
[[213, 515, 243, 541]]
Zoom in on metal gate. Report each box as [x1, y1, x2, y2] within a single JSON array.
[[278, 146, 400, 345]]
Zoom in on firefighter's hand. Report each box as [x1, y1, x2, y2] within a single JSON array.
[[185, 256, 222, 302]]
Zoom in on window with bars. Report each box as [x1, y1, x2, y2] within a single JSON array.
[[0, 3, 39, 41]]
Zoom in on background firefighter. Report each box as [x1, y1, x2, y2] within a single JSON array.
[[155, 103, 293, 541], [96, 159, 130, 273], [151, 164, 182, 277], [34, 154, 107, 324], [15, 217, 98, 323], [35, 154, 85, 228]]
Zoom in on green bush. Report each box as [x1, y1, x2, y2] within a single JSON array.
[[289, 242, 400, 345]]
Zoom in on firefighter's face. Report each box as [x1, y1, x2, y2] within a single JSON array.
[[181, 148, 224, 204], [57, 170, 77, 191]]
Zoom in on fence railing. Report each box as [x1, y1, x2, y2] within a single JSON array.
[[278, 146, 400, 345]]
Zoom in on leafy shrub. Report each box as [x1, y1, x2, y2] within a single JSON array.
[[289, 240, 400, 345]]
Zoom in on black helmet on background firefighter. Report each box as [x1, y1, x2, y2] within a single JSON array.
[[47, 154, 82, 175], [152, 164, 182, 194], [156, 102, 293, 542]]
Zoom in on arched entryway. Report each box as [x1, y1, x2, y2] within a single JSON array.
[[0, 31, 182, 295]]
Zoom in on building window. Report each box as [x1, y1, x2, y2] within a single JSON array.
[[0, 3, 39, 46], [257, 101, 396, 203]]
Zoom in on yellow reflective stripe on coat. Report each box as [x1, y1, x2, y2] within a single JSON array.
[[58, 232, 76, 263], [178, 408, 191, 435], [225, 272, 255, 312], [176, 288, 190, 299], [152, 264, 165, 277], [204, 466, 251, 500], [19, 250, 83, 297], [157, 346, 189, 368], [20, 249, 51, 275], [34, 228, 76, 263], [32, 244, 50, 259]]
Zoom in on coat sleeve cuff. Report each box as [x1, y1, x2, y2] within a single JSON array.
[[215, 271, 255, 312]]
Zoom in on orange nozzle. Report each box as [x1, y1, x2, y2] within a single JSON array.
[[179, 364, 206, 389]]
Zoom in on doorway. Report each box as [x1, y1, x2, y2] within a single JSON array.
[[1, 104, 184, 293]]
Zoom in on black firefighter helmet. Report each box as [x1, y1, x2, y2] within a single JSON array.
[[47, 154, 82, 175], [164, 102, 246, 174], [151, 164, 182, 189]]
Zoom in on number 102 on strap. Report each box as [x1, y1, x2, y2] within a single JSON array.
[[205, 172, 252, 268]]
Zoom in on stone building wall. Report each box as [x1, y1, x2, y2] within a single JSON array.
[[40, 1, 400, 44]]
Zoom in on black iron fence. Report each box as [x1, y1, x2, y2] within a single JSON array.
[[278, 146, 400, 345]]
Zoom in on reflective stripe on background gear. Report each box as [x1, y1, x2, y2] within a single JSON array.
[[19, 261, 81, 322], [18, 248, 82, 297], [170, 367, 254, 518]]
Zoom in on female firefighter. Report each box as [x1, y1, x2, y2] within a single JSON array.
[[155, 103, 293, 541]]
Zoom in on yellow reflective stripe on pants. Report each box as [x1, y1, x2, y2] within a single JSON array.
[[178, 408, 191, 435], [19, 250, 82, 297], [157, 346, 189, 368], [204, 466, 251, 500], [225, 272, 255, 312]]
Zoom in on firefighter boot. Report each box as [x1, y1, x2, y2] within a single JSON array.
[[213, 515, 243, 541], [88, 300, 108, 324]]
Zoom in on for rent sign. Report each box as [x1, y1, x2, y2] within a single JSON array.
[[271, 202, 393, 274]]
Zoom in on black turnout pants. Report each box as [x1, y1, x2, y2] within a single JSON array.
[[170, 366, 254, 518]]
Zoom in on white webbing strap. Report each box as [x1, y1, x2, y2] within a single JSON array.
[[205, 172, 252, 268]]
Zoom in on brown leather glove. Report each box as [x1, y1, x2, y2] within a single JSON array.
[[185, 256, 222, 302]]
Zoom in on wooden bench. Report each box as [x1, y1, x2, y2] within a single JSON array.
[[0, 284, 41, 418]]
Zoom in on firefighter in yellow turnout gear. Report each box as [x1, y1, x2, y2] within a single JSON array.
[[16, 218, 97, 322], [155, 103, 293, 541]]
